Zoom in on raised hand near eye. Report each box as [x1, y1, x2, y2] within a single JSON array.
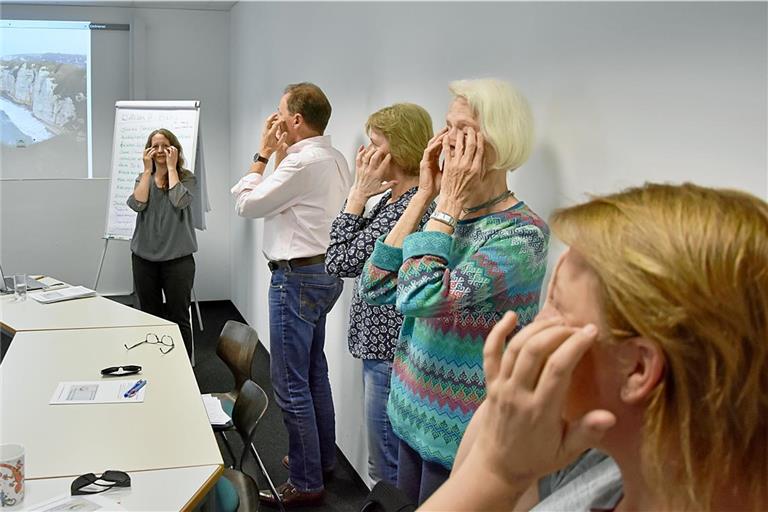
[[164, 146, 179, 171], [344, 144, 394, 215], [417, 127, 448, 201], [275, 123, 289, 163], [352, 145, 395, 198], [439, 127, 485, 209], [457, 312, 616, 493], [142, 147, 156, 172], [259, 112, 281, 158]]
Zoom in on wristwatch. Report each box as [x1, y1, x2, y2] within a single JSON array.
[[430, 210, 457, 229], [252, 152, 270, 164]]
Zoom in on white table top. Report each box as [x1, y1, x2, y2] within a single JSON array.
[[6, 465, 223, 511], [0, 290, 171, 333], [0, 324, 222, 480]]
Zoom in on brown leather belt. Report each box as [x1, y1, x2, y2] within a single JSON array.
[[267, 254, 325, 272]]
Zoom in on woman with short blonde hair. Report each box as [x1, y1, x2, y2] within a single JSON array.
[[326, 102, 433, 485], [366, 103, 434, 175]]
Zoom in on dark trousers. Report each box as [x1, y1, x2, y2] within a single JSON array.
[[396, 437, 451, 505], [131, 253, 195, 358], [268, 262, 343, 492]]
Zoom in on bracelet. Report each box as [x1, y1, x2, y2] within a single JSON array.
[[429, 210, 457, 229]]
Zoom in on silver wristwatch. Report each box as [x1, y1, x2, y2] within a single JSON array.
[[430, 210, 457, 229]]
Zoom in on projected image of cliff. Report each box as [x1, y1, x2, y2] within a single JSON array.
[[0, 21, 90, 178]]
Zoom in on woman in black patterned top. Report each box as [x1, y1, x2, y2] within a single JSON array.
[[326, 103, 434, 485]]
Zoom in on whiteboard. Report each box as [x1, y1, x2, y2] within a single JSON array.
[[104, 100, 202, 240]]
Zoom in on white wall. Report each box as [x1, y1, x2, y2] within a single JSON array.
[[228, 1, 767, 485], [0, 3, 230, 300]]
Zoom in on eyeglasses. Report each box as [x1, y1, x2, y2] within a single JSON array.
[[71, 470, 131, 495], [124, 333, 175, 355]]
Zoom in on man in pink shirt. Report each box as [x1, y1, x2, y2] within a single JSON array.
[[231, 82, 351, 507]]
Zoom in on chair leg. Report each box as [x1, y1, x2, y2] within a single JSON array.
[[250, 442, 285, 512], [217, 430, 237, 469]]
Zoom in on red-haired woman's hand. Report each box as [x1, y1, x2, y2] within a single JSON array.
[[460, 312, 616, 490]]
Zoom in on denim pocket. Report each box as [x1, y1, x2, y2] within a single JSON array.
[[299, 280, 342, 323]]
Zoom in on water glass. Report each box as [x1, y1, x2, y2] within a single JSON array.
[[12, 275, 27, 302]]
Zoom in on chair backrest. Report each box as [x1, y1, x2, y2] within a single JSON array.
[[216, 320, 260, 397], [232, 379, 269, 469]]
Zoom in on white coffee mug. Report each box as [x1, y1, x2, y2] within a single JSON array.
[[0, 444, 24, 507]]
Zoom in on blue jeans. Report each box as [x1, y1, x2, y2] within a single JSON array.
[[268, 263, 343, 493], [363, 359, 399, 485]]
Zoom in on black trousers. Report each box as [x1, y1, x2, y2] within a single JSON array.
[[131, 253, 195, 358]]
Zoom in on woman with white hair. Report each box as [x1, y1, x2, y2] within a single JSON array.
[[359, 78, 549, 504]]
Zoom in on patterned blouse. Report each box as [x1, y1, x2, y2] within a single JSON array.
[[326, 187, 434, 360], [359, 202, 549, 469]]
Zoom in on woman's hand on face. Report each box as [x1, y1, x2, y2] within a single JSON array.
[[142, 147, 156, 172], [462, 312, 616, 490], [439, 127, 485, 207], [164, 146, 179, 170], [351, 144, 394, 200], [417, 127, 448, 200]]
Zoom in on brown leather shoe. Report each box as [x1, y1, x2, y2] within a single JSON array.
[[258, 481, 324, 508], [282, 456, 334, 480]]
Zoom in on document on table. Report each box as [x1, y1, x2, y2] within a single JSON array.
[[201, 393, 232, 426], [30, 285, 97, 304], [29, 494, 125, 511], [50, 380, 147, 405]]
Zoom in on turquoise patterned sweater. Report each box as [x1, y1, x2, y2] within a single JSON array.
[[359, 201, 549, 469]]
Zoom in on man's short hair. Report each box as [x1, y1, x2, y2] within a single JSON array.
[[448, 78, 534, 173], [366, 103, 433, 176], [284, 82, 332, 134]]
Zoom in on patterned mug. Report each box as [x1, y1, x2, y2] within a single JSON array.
[[0, 444, 24, 507]]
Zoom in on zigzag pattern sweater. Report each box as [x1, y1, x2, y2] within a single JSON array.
[[359, 201, 549, 469]]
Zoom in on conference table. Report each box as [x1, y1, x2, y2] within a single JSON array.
[[0, 285, 173, 334], [0, 282, 223, 510]]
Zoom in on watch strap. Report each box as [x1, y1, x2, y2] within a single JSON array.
[[253, 152, 269, 164], [429, 210, 457, 229]]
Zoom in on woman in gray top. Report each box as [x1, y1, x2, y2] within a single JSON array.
[[127, 128, 197, 358]]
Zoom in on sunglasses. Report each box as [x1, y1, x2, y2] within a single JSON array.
[[71, 470, 131, 495], [101, 365, 142, 377]]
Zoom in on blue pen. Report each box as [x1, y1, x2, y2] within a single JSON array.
[[123, 379, 146, 398]]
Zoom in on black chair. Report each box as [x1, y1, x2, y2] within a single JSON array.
[[210, 321, 261, 463], [216, 379, 284, 512]]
